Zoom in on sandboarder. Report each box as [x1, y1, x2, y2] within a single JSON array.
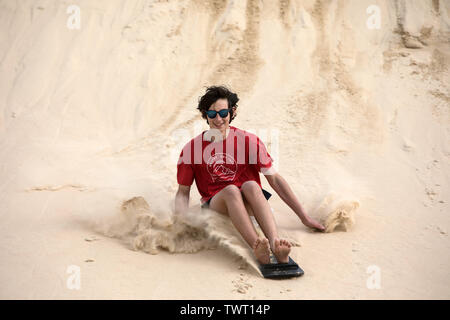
[[175, 86, 325, 265]]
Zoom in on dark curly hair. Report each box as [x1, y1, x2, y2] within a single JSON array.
[[197, 86, 239, 124]]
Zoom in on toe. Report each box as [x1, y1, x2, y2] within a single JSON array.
[[253, 238, 260, 250], [274, 238, 280, 248], [262, 239, 270, 252]]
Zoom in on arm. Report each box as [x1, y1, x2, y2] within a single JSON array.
[[174, 184, 191, 216], [264, 171, 325, 231]]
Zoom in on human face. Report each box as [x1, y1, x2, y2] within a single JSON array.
[[207, 98, 230, 131]]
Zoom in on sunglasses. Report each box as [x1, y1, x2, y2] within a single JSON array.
[[206, 108, 231, 119]]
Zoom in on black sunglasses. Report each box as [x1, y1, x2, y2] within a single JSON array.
[[206, 108, 231, 119]]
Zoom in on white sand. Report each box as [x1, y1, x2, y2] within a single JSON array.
[[0, 0, 449, 299]]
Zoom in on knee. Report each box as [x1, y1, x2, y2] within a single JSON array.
[[241, 181, 263, 199], [221, 184, 242, 200]]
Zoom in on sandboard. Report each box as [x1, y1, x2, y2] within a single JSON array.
[[259, 255, 304, 279]]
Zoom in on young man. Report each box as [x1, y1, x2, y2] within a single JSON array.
[[175, 86, 325, 265]]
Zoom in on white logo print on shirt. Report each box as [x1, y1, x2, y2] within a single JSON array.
[[206, 153, 237, 182]]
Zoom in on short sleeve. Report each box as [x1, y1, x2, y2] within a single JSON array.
[[177, 148, 194, 186], [256, 137, 274, 174]]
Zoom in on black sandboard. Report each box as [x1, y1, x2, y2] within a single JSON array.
[[259, 255, 304, 279]]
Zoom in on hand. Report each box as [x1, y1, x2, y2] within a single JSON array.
[[301, 216, 326, 232]]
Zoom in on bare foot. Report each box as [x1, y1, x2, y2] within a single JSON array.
[[252, 238, 271, 265], [272, 238, 291, 264]]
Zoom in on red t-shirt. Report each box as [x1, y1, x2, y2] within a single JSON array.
[[177, 126, 274, 204]]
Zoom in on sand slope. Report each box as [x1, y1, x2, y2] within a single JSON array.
[[0, 0, 449, 299]]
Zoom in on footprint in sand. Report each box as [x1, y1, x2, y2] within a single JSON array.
[[232, 273, 253, 294]]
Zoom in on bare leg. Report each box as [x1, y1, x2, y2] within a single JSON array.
[[208, 185, 270, 264], [240, 181, 291, 263]]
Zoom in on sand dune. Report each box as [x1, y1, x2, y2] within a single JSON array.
[[0, 0, 449, 299]]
